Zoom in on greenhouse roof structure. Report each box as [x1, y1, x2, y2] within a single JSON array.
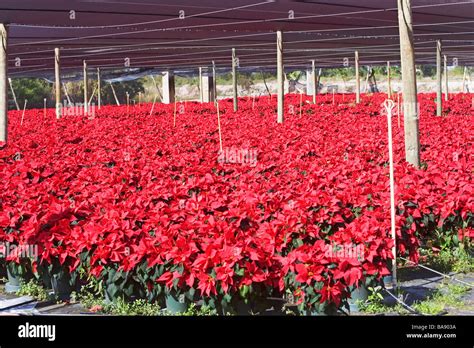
[[0, 0, 473, 78]]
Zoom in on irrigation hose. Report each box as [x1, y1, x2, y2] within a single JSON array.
[[399, 257, 474, 288], [382, 287, 422, 316]]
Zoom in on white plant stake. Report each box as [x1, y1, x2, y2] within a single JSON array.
[[43, 98, 47, 118], [397, 92, 401, 128], [88, 86, 97, 105], [149, 95, 157, 116], [126, 92, 130, 115], [383, 98, 397, 291], [8, 77, 20, 111], [20, 99, 27, 126]]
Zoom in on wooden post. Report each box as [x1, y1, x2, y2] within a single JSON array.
[[88, 86, 97, 105], [217, 102, 223, 152], [149, 95, 157, 116], [312, 60, 317, 104], [199, 67, 203, 103], [0, 24, 8, 143], [20, 99, 27, 126], [54, 48, 61, 118], [150, 75, 163, 102], [83, 60, 88, 114], [436, 40, 442, 116], [397, 0, 420, 167], [364, 68, 370, 93], [173, 100, 177, 127], [462, 66, 467, 93], [97, 68, 101, 109], [387, 61, 392, 99], [8, 77, 18, 111], [232, 48, 238, 112], [444, 54, 448, 101], [109, 82, 120, 105], [126, 92, 129, 115], [355, 50, 360, 104], [202, 68, 215, 103], [212, 60, 217, 105], [62, 83, 72, 105], [299, 91, 303, 117], [162, 71, 175, 104], [277, 30, 284, 123]]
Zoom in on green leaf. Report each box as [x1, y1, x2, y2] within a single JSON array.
[[239, 285, 250, 298]]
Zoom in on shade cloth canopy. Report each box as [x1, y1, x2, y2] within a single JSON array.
[[1, 0, 472, 78]]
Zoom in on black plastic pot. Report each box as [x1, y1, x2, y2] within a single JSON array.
[[50, 272, 72, 300], [348, 285, 369, 313], [5, 267, 21, 293], [165, 291, 190, 314]]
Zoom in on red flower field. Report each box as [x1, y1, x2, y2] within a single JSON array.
[[0, 92, 472, 313]]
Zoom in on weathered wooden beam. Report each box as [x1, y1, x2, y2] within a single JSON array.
[[97, 67, 101, 109], [277, 30, 284, 123], [83, 60, 88, 114], [397, 0, 420, 167], [312, 60, 317, 104], [355, 50, 360, 104], [436, 40, 442, 116], [0, 23, 8, 143], [55, 48, 61, 118], [162, 71, 175, 104], [387, 61, 392, 99], [444, 54, 448, 102], [232, 48, 238, 112]]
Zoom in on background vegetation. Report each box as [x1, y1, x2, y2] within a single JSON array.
[[7, 66, 467, 109]]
